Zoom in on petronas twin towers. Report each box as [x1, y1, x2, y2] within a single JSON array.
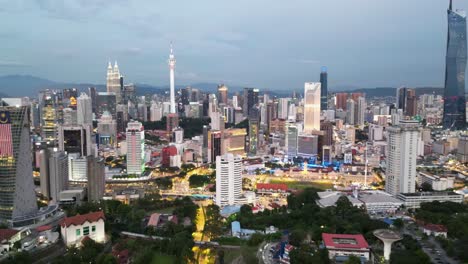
[[443, 0, 467, 130]]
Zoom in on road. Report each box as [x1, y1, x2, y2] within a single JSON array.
[[257, 242, 277, 264], [404, 225, 457, 264]]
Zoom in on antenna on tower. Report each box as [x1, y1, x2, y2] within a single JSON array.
[[170, 41, 174, 55], [449, 0, 452, 11]]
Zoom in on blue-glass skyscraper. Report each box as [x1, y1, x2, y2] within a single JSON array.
[[320, 66, 328, 111], [443, 0, 467, 130]]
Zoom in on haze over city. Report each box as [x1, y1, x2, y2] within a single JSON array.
[[1, 0, 468, 90]]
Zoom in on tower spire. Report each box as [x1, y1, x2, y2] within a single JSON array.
[[449, 0, 452, 11]]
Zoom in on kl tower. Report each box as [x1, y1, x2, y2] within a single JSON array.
[[168, 43, 176, 114], [166, 43, 179, 134]]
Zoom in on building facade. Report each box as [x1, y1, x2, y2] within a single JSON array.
[[385, 120, 421, 195], [443, 1, 467, 130], [215, 154, 242, 207]]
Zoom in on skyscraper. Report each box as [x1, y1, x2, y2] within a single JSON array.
[[303, 82, 321, 133], [335, 93, 348, 111], [320, 66, 328, 111], [217, 84, 228, 106], [443, 1, 467, 130], [126, 121, 145, 175], [215, 153, 242, 207], [87, 156, 105, 202], [0, 105, 38, 223], [168, 44, 177, 114], [58, 125, 92, 157], [243, 88, 259, 117], [77, 93, 92, 125], [356, 96, 366, 126], [385, 120, 421, 195], [48, 150, 69, 203], [106, 62, 122, 103], [286, 123, 298, 158]]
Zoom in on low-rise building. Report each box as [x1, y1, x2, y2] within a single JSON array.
[[417, 172, 454, 191], [60, 211, 106, 247], [396, 192, 463, 209], [256, 183, 288, 195], [322, 233, 370, 262], [422, 224, 448, 238]]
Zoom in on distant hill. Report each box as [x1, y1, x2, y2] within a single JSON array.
[[0, 75, 444, 98], [340, 87, 444, 97]]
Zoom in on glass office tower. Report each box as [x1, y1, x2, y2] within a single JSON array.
[[443, 1, 467, 130], [0, 105, 38, 223]]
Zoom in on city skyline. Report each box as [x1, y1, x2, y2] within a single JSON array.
[[1, 1, 468, 90]]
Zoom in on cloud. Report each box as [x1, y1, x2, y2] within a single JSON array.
[[116, 47, 144, 56], [295, 59, 320, 64], [0, 60, 31, 67], [34, 0, 124, 20]]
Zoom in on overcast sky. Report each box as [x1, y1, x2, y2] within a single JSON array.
[[0, 0, 466, 90]]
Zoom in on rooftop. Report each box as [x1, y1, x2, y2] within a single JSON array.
[[60, 211, 105, 228], [0, 229, 19, 242], [322, 233, 369, 249]]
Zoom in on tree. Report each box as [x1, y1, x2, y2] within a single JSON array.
[[420, 182, 433, 192], [344, 255, 361, 264], [204, 205, 223, 239], [393, 218, 404, 229]]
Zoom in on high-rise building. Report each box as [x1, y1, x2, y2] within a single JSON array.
[[96, 92, 117, 119], [169, 44, 177, 114], [356, 96, 366, 126], [405, 89, 417, 117], [320, 121, 334, 147], [278, 98, 290, 119], [58, 125, 92, 157], [346, 99, 355, 125], [243, 88, 259, 117], [297, 134, 319, 158], [77, 93, 93, 125], [248, 107, 260, 156], [40, 90, 62, 140], [210, 130, 223, 163], [126, 121, 145, 175], [88, 87, 97, 113], [150, 102, 163, 122], [48, 150, 69, 203], [320, 67, 328, 111], [223, 128, 247, 157], [457, 134, 468, 163], [68, 153, 88, 182], [443, 1, 467, 130], [215, 154, 242, 207], [335, 93, 348, 111], [106, 62, 122, 103], [87, 156, 105, 202], [0, 105, 38, 223], [303, 82, 321, 133], [97, 111, 117, 146], [166, 113, 179, 133], [287, 123, 298, 158], [218, 84, 228, 106], [385, 120, 421, 195]]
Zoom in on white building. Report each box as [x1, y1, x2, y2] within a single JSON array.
[[126, 121, 145, 175], [68, 154, 88, 182], [303, 82, 321, 133], [356, 96, 366, 126], [150, 102, 163, 122], [77, 93, 92, 125], [216, 154, 242, 207], [60, 211, 105, 247], [278, 98, 290, 119], [48, 150, 69, 204], [385, 120, 421, 195], [417, 172, 454, 191], [396, 192, 463, 209]]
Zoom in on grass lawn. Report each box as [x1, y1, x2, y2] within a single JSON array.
[[151, 253, 176, 264], [270, 180, 333, 190], [221, 246, 258, 264]]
